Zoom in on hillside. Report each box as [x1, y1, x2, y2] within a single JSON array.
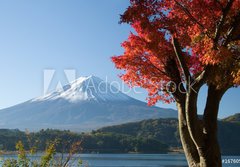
[[222, 113, 240, 122], [0, 129, 168, 154], [0, 116, 239, 155], [98, 118, 180, 147], [98, 117, 240, 155]]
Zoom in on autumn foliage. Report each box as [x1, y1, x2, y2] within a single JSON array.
[[112, 0, 240, 105]]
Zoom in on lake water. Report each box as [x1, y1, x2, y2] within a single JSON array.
[[1, 154, 240, 167]]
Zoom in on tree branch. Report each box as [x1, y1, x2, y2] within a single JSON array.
[[172, 38, 192, 84], [192, 65, 212, 91], [145, 57, 169, 76], [174, 0, 212, 39], [214, 0, 234, 46], [224, 11, 240, 46], [165, 58, 187, 101]]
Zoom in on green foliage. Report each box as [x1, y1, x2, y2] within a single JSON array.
[[0, 128, 169, 154], [16, 141, 29, 167], [82, 132, 168, 153], [98, 118, 180, 147], [0, 117, 239, 155], [0, 129, 27, 151], [2, 159, 18, 167], [1, 139, 84, 167], [40, 141, 56, 167]]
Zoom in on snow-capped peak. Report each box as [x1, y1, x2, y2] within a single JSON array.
[[32, 75, 131, 102]]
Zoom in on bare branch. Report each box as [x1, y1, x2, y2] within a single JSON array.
[[172, 38, 192, 84], [224, 11, 240, 46], [165, 58, 187, 101], [214, 0, 234, 46], [193, 70, 206, 90], [193, 65, 212, 91]]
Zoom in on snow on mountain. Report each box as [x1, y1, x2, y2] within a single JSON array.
[[0, 76, 177, 131], [32, 75, 131, 102]]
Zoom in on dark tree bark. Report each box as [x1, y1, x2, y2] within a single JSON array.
[[176, 84, 228, 167], [201, 85, 227, 167], [171, 35, 230, 167], [177, 102, 200, 167]]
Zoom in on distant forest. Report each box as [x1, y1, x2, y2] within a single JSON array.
[[0, 115, 239, 155]]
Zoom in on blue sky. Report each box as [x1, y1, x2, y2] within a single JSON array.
[[0, 0, 239, 118]]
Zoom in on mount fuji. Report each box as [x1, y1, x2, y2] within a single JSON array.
[[0, 76, 177, 131]]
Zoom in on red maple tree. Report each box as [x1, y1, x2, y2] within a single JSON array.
[[112, 0, 240, 166]]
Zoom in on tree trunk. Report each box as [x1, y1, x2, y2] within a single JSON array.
[[201, 85, 226, 167], [177, 85, 226, 167], [177, 102, 200, 167]]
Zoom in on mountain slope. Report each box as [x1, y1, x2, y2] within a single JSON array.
[[0, 76, 177, 131], [222, 113, 240, 122], [0, 116, 239, 154], [98, 115, 240, 155], [98, 118, 180, 147]]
